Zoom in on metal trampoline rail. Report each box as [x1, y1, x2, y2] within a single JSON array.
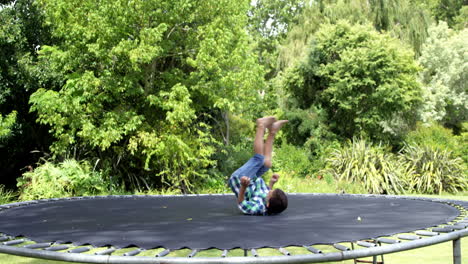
[[0, 194, 467, 264], [0, 229, 466, 263]]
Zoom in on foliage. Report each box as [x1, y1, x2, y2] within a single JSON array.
[[273, 143, 313, 177], [0, 0, 55, 188], [430, 0, 465, 28], [418, 22, 467, 129], [323, 138, 408, 194], [281, 21, 421, 144], [453, 5, 468, 29], [28, 0, 265, 192], [17, 159, 114, 200], [405, 122, 466, 162], [0, 185, 16, 205], [279, 0, 432, 68], [248, 0, 304, 78], [400, 144, 468, 194], [0, 111, 16, 139]]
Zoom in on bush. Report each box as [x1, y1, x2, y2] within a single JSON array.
[[0, 185, 15, 204], [323, 138, 407, 194], [405, 122, 466, 162], [418, 23, 467, 129], [17, 159, 114, 200], [400, 144, 468, 194], [273, 143, 313, 177]]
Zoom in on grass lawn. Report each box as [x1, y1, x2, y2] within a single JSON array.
[[1, 185, 467, 263]]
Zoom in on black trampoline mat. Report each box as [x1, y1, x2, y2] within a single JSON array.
[[0, 194, 460, 250]]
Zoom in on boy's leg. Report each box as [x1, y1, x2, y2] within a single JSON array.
[[263, 120, 289, 169], [228, 117, 276, 193], [254, 117, 276, 155]]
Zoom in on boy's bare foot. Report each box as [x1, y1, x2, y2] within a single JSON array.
[[256, 116, 276, 129], [271, 120, 289, 133]]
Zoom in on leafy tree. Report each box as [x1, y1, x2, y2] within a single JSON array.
[[0, 111, 16, 139], [0, 0, 55, 188], [281, 22, 422, 143], [248, 0, 304, 78], [30, 0, 265, 192], [418, 22, 467, 130], [279, 0, 432, 68], [431, 0, 466, 28]]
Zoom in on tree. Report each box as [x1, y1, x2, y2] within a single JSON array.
[[30, 0, 265, 192], [0, 0, 55, 188], [279, 0, 433, 68], [281, 21, 422, 144], [431, 0, 466, 28], [418, 22, 467, 130]]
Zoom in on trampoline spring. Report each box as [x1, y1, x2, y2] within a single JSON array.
[[221, 249, 228, 258], [357, 241, 377, 248], [279, 247, 291, 256], [68, 247, 91, 254], [415, 231, 439, 237], [123, 248, 143, 256], [188, 249, 198, 258], [444, 225, 466, 230], [333, 244, 350, 251], [376, 238, 400, 244], [303, 245, 322, 254], [251, 249, 258, 257], [0, 236, 10, 242], [156, 249, 170, 257], [432, 227, 454, 233], [24, 242, 53, 249], [458, 220, 468, 224], [3, 239, 26, 246], [95, 247, 117, 255], [45, 245, 69, 251], [397, 235, 421, 241]]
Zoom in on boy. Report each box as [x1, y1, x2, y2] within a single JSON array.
[[228, 117, 288, 215]]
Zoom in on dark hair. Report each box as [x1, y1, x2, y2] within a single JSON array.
[[267, 189, 288, 215]]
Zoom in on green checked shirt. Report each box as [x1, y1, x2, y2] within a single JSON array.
[[228, 175, 270, 215]]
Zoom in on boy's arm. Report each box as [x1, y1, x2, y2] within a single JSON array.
[[269, 173, 279, 189], [238, 176, 250, 204]]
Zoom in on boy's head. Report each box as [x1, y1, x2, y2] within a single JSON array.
[[266, 189, 288, 215]]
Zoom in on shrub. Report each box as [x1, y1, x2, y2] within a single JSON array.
[[400, 144, 468, 194], [418, 22, 467, 129], [405, 122, 466, 162], [0, 185, 15, 204], [323, 138, 407, 194], [274, 143, 313, 177], [17, 159, 114, 200]]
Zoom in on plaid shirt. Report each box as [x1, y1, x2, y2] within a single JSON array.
[[229, 176, 270, 215]]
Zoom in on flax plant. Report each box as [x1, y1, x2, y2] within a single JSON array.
[[400, 145, 468, 194], [323, 139, 407, 194]]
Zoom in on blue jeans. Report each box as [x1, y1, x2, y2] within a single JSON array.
[[231, 154, 270, 181]]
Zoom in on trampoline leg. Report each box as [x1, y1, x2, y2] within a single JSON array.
[[453, 238, 461, 264], [350, 243, 357, 264], [244, 249, 248, 257], [372, 255, 377, 264]]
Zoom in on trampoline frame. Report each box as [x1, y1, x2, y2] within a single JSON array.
[[0, 193, 467, 264]]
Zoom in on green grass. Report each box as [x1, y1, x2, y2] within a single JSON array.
[[0, 178, 467, 263]]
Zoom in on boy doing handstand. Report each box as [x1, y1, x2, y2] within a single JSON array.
[[228, 117, 288, 215]]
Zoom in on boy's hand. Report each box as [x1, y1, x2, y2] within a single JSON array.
[[240, 176, 250, 188], [270, 173, 279, 184], [269, 173, 279, 189]]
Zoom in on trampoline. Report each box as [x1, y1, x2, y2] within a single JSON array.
[[0, 193, 467, 264]]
